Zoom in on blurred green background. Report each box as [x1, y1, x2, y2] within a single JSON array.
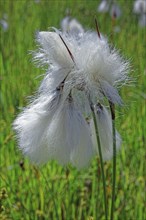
[[0, 0, 145, 219]]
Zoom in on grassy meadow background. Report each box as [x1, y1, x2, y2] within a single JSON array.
[[0, 0, 145, 219]]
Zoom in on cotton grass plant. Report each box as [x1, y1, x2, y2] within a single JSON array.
[[133, 0, 146, 27], [13, 19, 129, 219], [97, 0, 122, 18]]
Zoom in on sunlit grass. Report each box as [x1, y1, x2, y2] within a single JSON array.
[[0, 0, 145, 219]]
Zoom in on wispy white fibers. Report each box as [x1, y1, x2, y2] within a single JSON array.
[[46, 98, 94, 169], [13, 27, 129, 169], [90, 104, 121, 161], [35, 30, 129, 105], [34, 31, 74, 68], [75, 31, 129, 104], [34, 30, 77, 98], [13, 90, 61, 165]]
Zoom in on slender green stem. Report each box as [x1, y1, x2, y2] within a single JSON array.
[[90, 102, 108, 220], [109, 102, 116, 220]]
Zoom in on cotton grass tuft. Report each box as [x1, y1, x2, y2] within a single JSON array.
[[13, 24, 129, 169]]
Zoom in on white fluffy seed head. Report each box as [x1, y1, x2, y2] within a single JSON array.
[[74, 31, 129, 103], [110, 3, 122, 18], [97, 0, 109, 13], [68, 18, 84, 36], [61, 16, 71, 33], [133, 0, 146, 14], [33, 29, 129, 104], [90, 105, 122, 161], [13, 26, 129, 169], [46, 100, 94, 169], [61, 17, 84, 37], [14, 93, 94, 168], [13, 91, 62, 165], [78, 32, 128, 86]]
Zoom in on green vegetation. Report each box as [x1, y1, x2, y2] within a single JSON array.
[[0, 0, 145, 219]]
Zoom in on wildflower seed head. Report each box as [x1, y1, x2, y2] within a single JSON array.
[[13, 23, 130, 168]]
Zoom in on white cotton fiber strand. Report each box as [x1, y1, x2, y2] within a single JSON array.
[[13, 91, 61, 164], [91, 105, 121, 161], [46, 100, 94, 168], [35, 31, 74, 68]]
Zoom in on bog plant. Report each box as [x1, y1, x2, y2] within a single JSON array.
[[13, 20, 129, 219]]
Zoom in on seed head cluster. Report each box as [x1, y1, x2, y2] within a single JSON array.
[[13, 26, 129, 169]]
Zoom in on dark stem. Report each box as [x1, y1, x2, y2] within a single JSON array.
[[95, 18, 101, 39], [59, 34, 75, 63]]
